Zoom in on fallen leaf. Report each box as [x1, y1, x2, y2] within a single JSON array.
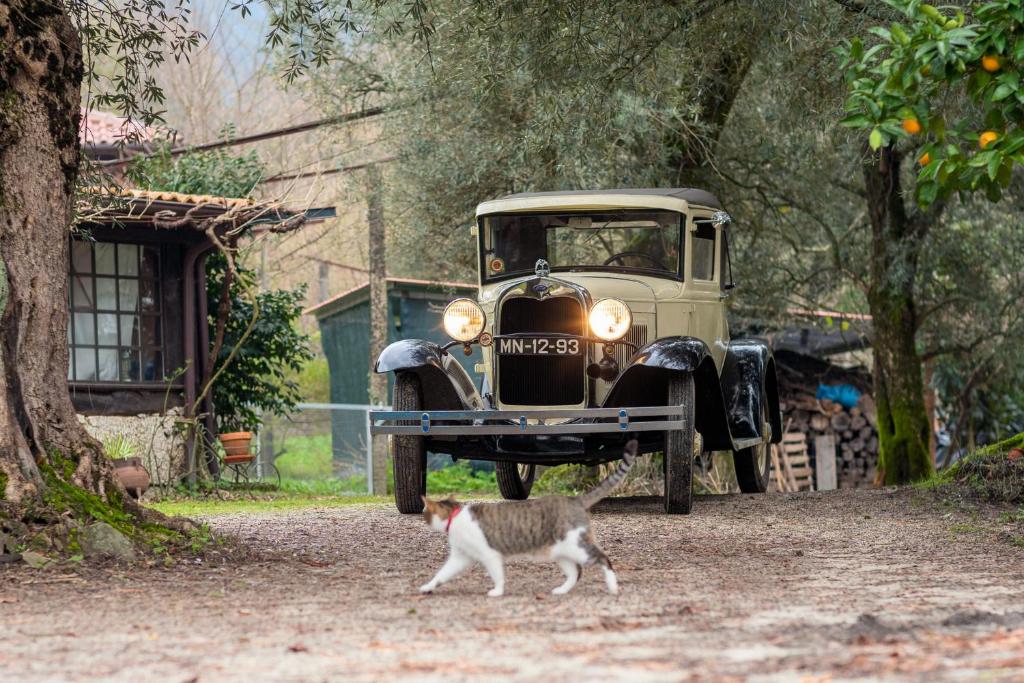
[[287, 644, 308, 653], [1008, 448, 1023, 462], [0, 595, 18, 604]]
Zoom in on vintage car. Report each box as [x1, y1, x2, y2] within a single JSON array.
[[371, 188, 782, 514]]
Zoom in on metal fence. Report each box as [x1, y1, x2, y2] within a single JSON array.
[[257, 402, 385, 494]]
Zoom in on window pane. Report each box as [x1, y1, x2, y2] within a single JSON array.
[[119, 349, 140, 382], [96, 277, 117, 310], [73, 312, 95, 345], [118, 278, 139, 312], [72, 276, 93, 310], [94, 243, 116, 275], [72, 241, 92, 273], [120, 315, 139, 347], [141, 247, 159, 279], [140, 280, 159, 313], [140, 315, 161, 348], [97, 313, 117, 345], [97, 349, 118, 381], [692, 225, 717, 281], [142, 349, 163, 381], [75, 348, 96, 381], [117, 244, 139, 276]]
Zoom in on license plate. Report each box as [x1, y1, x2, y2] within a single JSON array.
[[496, 337, 582, 356]]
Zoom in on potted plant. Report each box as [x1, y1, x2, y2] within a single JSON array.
[[104, 434, 151, 499]]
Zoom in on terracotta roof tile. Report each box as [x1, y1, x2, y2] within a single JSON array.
[[80, 108, 161, 147]]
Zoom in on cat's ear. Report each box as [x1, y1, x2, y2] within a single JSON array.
[[421, 495, 434, 510]]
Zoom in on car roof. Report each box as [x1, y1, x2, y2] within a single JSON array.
[[475, 188, 722, 217]]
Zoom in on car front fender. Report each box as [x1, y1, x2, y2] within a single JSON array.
[[722, 339, 782, 444], [375, 339, 484, 411], [602, 336, 734, 451]]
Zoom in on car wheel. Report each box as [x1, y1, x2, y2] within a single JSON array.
[[496, 462, 536, 500], [392, 372, 427, 514], [664, 373, 696, 514], [734, 399, 771, 493]]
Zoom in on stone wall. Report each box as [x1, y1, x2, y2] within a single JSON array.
[[78, 409, 185, 486]]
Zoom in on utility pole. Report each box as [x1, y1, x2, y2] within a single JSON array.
[[366, 164, 389, 495], [258, 244, 273, 479]]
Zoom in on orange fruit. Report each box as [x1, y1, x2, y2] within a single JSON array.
[[918, 152, 931, 165], [979, 130, 999, 149], [981, 55, 1001, 73], [902, 118, 922, 135]]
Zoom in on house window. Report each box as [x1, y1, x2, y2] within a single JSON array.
[[68, 241, 165, 383]]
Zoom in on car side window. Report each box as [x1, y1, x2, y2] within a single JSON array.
[[692, 223, 716, 281]]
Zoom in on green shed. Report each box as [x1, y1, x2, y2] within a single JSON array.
[[306, 278, 480, 466]]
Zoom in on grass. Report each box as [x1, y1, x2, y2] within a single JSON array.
[[926, 432, 1024, 504], [273, 434, 334, 479]]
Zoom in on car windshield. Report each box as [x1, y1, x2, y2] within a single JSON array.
[[481, 210, 682, 280]]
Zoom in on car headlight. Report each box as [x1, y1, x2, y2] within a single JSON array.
[[442, 298, 487, 342], [589, 298, 632, 341]]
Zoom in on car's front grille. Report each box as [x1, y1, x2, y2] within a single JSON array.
[[613, 324, 648, 369], [498, 296, 585, 405]]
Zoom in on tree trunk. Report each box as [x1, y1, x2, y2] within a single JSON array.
[[0, 2, 172, 545], [862, 145, 934, 484], [366, 164, 389, 495]]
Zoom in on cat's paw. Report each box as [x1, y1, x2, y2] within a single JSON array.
[[551, 585, 572, 595], [419, 583, 435, 594], [487, 587, 504, 597]]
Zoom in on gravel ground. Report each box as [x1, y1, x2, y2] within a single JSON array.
[[2, 488, 1024, 682]]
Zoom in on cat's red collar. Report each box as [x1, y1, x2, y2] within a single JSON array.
[[446, 506, 462, 533]]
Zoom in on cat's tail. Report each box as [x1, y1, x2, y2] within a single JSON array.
[[578, 439, 638, 510]]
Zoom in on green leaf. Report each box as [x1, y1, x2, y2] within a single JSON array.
[[985, 182, 1002, 202], [869, 27, 892, 42], [839, 114, 873, 128], [917, 180, 939, 206], [992, 83, 1015, 101], [850, 37, 864, 61], [869, 127, 883, 150], [987, 151, 1002, 180]]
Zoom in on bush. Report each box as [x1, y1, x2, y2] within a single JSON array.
[[427, 462, 497, 495]]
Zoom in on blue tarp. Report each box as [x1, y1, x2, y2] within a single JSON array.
[[816, 383, 861, 409]]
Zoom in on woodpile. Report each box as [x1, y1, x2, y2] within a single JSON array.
[[775, 351, 879, 489]]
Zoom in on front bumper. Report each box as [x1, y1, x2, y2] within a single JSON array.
[[369, 406, 685, 464]]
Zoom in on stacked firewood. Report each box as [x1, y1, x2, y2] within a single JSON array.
[[775, 352, 879, 489]]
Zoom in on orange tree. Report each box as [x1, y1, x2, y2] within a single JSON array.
[[837, 0, 1024, 483]]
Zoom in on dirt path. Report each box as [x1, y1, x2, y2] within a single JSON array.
[[3, 488, 1024, 682]]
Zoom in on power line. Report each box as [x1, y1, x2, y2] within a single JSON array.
[[99, 106, 386, 168], [260, 155, 397, 184]]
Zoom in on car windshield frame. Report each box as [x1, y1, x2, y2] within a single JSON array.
[[479, 209, 686, 283]]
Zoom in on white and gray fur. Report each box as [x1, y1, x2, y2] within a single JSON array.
[[419, 440, 637, 597]]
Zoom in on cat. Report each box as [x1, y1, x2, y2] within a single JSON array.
[[419, 439, 637, 597]]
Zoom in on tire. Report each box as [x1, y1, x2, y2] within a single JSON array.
[[392, 373, 427, 514], [734, 399, 771, 493], [496, 462, 536, 500], [664, 373, 696, 514]]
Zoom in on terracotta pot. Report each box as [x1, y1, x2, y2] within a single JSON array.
[[113, 457, 151, 499], [219, 431, 253, 458]]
